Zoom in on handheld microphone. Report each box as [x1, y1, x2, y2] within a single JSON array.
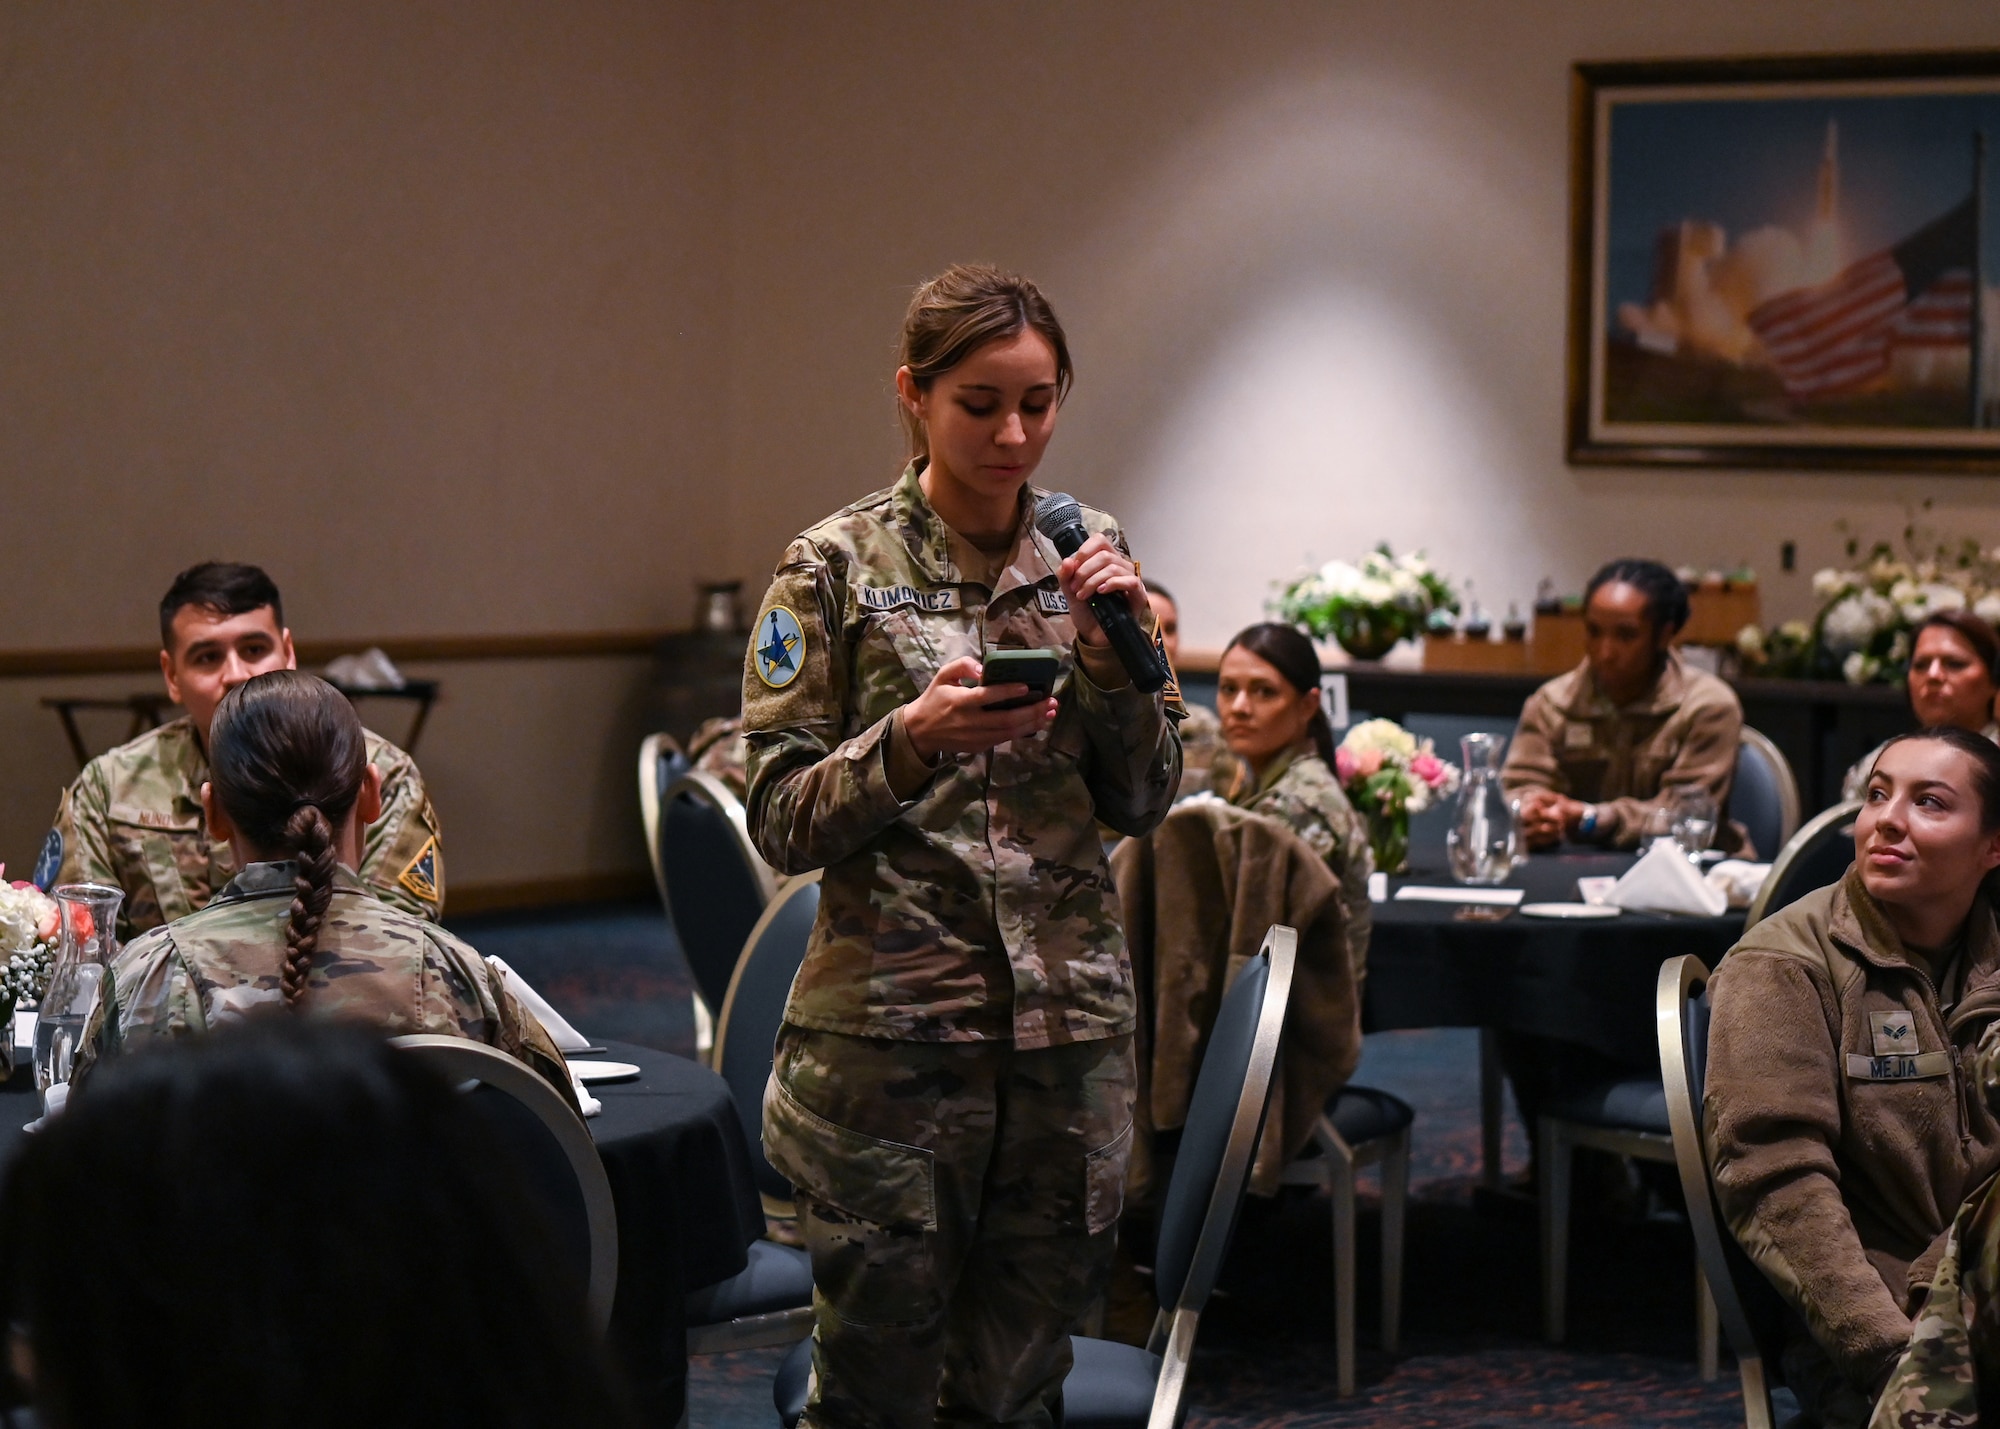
[[1033, 493, 1170, 694]]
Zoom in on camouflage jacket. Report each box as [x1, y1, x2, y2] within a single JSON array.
[[742, 463, 1183, 1048], [1228, 741, 1374, 982], [688, 715, 749, 801], [74, 862, 573, 1110], [51, 716, 444, 941], [1707, 874, 2000, 1397], [1501, 652, 1748, 853], [1174, 702, 1234, 800]]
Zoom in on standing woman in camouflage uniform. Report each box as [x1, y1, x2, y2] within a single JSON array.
[[1216, 622, 1374, 980], [742, 265, 1181, 1429]]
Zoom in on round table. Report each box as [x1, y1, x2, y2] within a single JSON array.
[[0, 1038, 762, 1426], [1365, 851, 1747, 1189], [1365, 851, 1747, 1062]]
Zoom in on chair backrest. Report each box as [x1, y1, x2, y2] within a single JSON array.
[[1153, 926, 1297, 1316], [1730, 727, 1801, 863], [1656, 956, 1793, 1429], [638, 732, 692, 915], [712, 871, 822, 1203], [390, 1035, 618, 1334], [1403, 714, 1519, 864], [1744, 799, 1859, 927], [659, 770, 779, 1013]]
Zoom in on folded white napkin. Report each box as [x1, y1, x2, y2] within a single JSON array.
[[1392, 886, 1526, 907], [489, 957, 593, 1053], [1606, 839, 1729, 917], [1705, 859, 1773, 910], [569, 1071, 602, 1119]]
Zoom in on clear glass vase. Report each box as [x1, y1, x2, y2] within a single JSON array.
[[1447, 733, 1519, 887], [34, 883, 123, 1108]]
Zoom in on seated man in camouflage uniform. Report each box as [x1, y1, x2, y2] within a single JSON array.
[[41, 563, 443, 941]]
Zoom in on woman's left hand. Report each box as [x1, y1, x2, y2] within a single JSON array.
[[1058, 534, 1146, 649]]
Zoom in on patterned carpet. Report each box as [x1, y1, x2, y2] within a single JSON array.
[[447, 901, 1749, 1429]]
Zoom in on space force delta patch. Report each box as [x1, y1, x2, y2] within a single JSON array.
[[1845, 1052, 1951, 1081], [398, 837, 441, 903], [857, 585, 960, 613]]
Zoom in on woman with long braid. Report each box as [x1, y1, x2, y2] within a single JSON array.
[[73, 671, 575, 1107]]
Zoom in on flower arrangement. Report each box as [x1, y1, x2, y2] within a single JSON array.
[[0, 873, 59, 1012], [1334, 719, 1461, 874], [1274, 546, 1460, 661], [1737, 513, 2000, 685]]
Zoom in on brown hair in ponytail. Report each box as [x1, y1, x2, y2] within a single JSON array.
[[207, 672, 368, 1008], [1222, 622, 1336, 766], [897, 264, 1073, 459]]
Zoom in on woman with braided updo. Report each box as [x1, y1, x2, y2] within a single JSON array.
[[73, 671, 575, 1107]]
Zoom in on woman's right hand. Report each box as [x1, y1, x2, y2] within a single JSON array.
[[903, 655, 1058, 760]]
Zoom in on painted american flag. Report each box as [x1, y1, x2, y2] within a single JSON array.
[[1746, 197, 1976, 401]]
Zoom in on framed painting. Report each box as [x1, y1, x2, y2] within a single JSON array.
[[1568, 50, 2000, 471]]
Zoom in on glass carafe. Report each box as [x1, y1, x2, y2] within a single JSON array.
[[1447, 732, 1519, 886], [34, 883, 122, 1105]]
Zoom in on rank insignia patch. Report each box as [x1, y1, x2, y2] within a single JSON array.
[[753, 606, 806, 689], [398, 837, 440, 903]]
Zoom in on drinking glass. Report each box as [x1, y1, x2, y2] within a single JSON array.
[[1671, 789, 1720, 858]]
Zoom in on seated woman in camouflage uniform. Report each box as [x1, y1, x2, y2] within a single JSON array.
[[1707, 728, 2000, 1428], [1503, 557, 1745, 854], [1215, 622, 1373, 979], [74, 671, 574, 1110]]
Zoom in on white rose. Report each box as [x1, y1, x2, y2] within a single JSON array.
[[1842, 651, 1881, 685], [1811, 568, 1848, 599], [1976, 593, 2000, 623]]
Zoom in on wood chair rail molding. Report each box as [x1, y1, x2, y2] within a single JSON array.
[[0, 628, 680, 679]]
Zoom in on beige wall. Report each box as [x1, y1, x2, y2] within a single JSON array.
[[717, 1, 2000, 648], [0, 1, 729, 890], [8, 0, 2000, 890]]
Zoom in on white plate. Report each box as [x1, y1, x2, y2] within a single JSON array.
[[1518, 902, 1621, 920], [571, 1060, 642, 1084]]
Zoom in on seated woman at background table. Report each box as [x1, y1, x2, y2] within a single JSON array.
[[1841, 610, 2000, 803], [1502, 558, 1747, 853], [1707, 728, 2000, 1428], [1217, 622, 1373, 978], [73, 670, 575, 1110]]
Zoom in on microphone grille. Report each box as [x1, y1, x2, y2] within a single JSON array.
[[1033, 492, 1084, 541]]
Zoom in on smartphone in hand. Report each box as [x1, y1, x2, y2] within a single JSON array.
[[980, 647, 1061, 711]]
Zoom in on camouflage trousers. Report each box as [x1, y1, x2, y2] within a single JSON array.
[[764, 1024, 1136, 1429], [1871, 1173, 2000, 1429]]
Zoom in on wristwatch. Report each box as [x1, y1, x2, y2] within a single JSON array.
[[1577, 804, 1600, 838]]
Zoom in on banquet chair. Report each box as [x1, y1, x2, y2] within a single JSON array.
[[1744, 801, 1860, 928], [1729, 727, 1801, 863], [1276, 1086, 1414, 1396], [773, 926, 1299, 1429], [686, 872, 820, 1354], [390, 1035, 619, 1335], [1658, 955, 1801, 1429], [652, 767, 778, 1064]]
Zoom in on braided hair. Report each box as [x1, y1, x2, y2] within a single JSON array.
[[1583, 558, 1691, 637], [207, 671, 368, 1009]]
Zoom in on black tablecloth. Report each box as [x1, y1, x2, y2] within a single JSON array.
[[1364, 852, 1747, 1064], [0, 1038, 762, 1426]]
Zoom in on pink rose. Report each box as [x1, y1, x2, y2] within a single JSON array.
[[1353, 747, 1385, 778], [1335, 747, 1359, 783], [1410, 753, 1446, 786]]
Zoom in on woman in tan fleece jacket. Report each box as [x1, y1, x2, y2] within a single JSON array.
[[1707, 727, 2000, 1426]]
